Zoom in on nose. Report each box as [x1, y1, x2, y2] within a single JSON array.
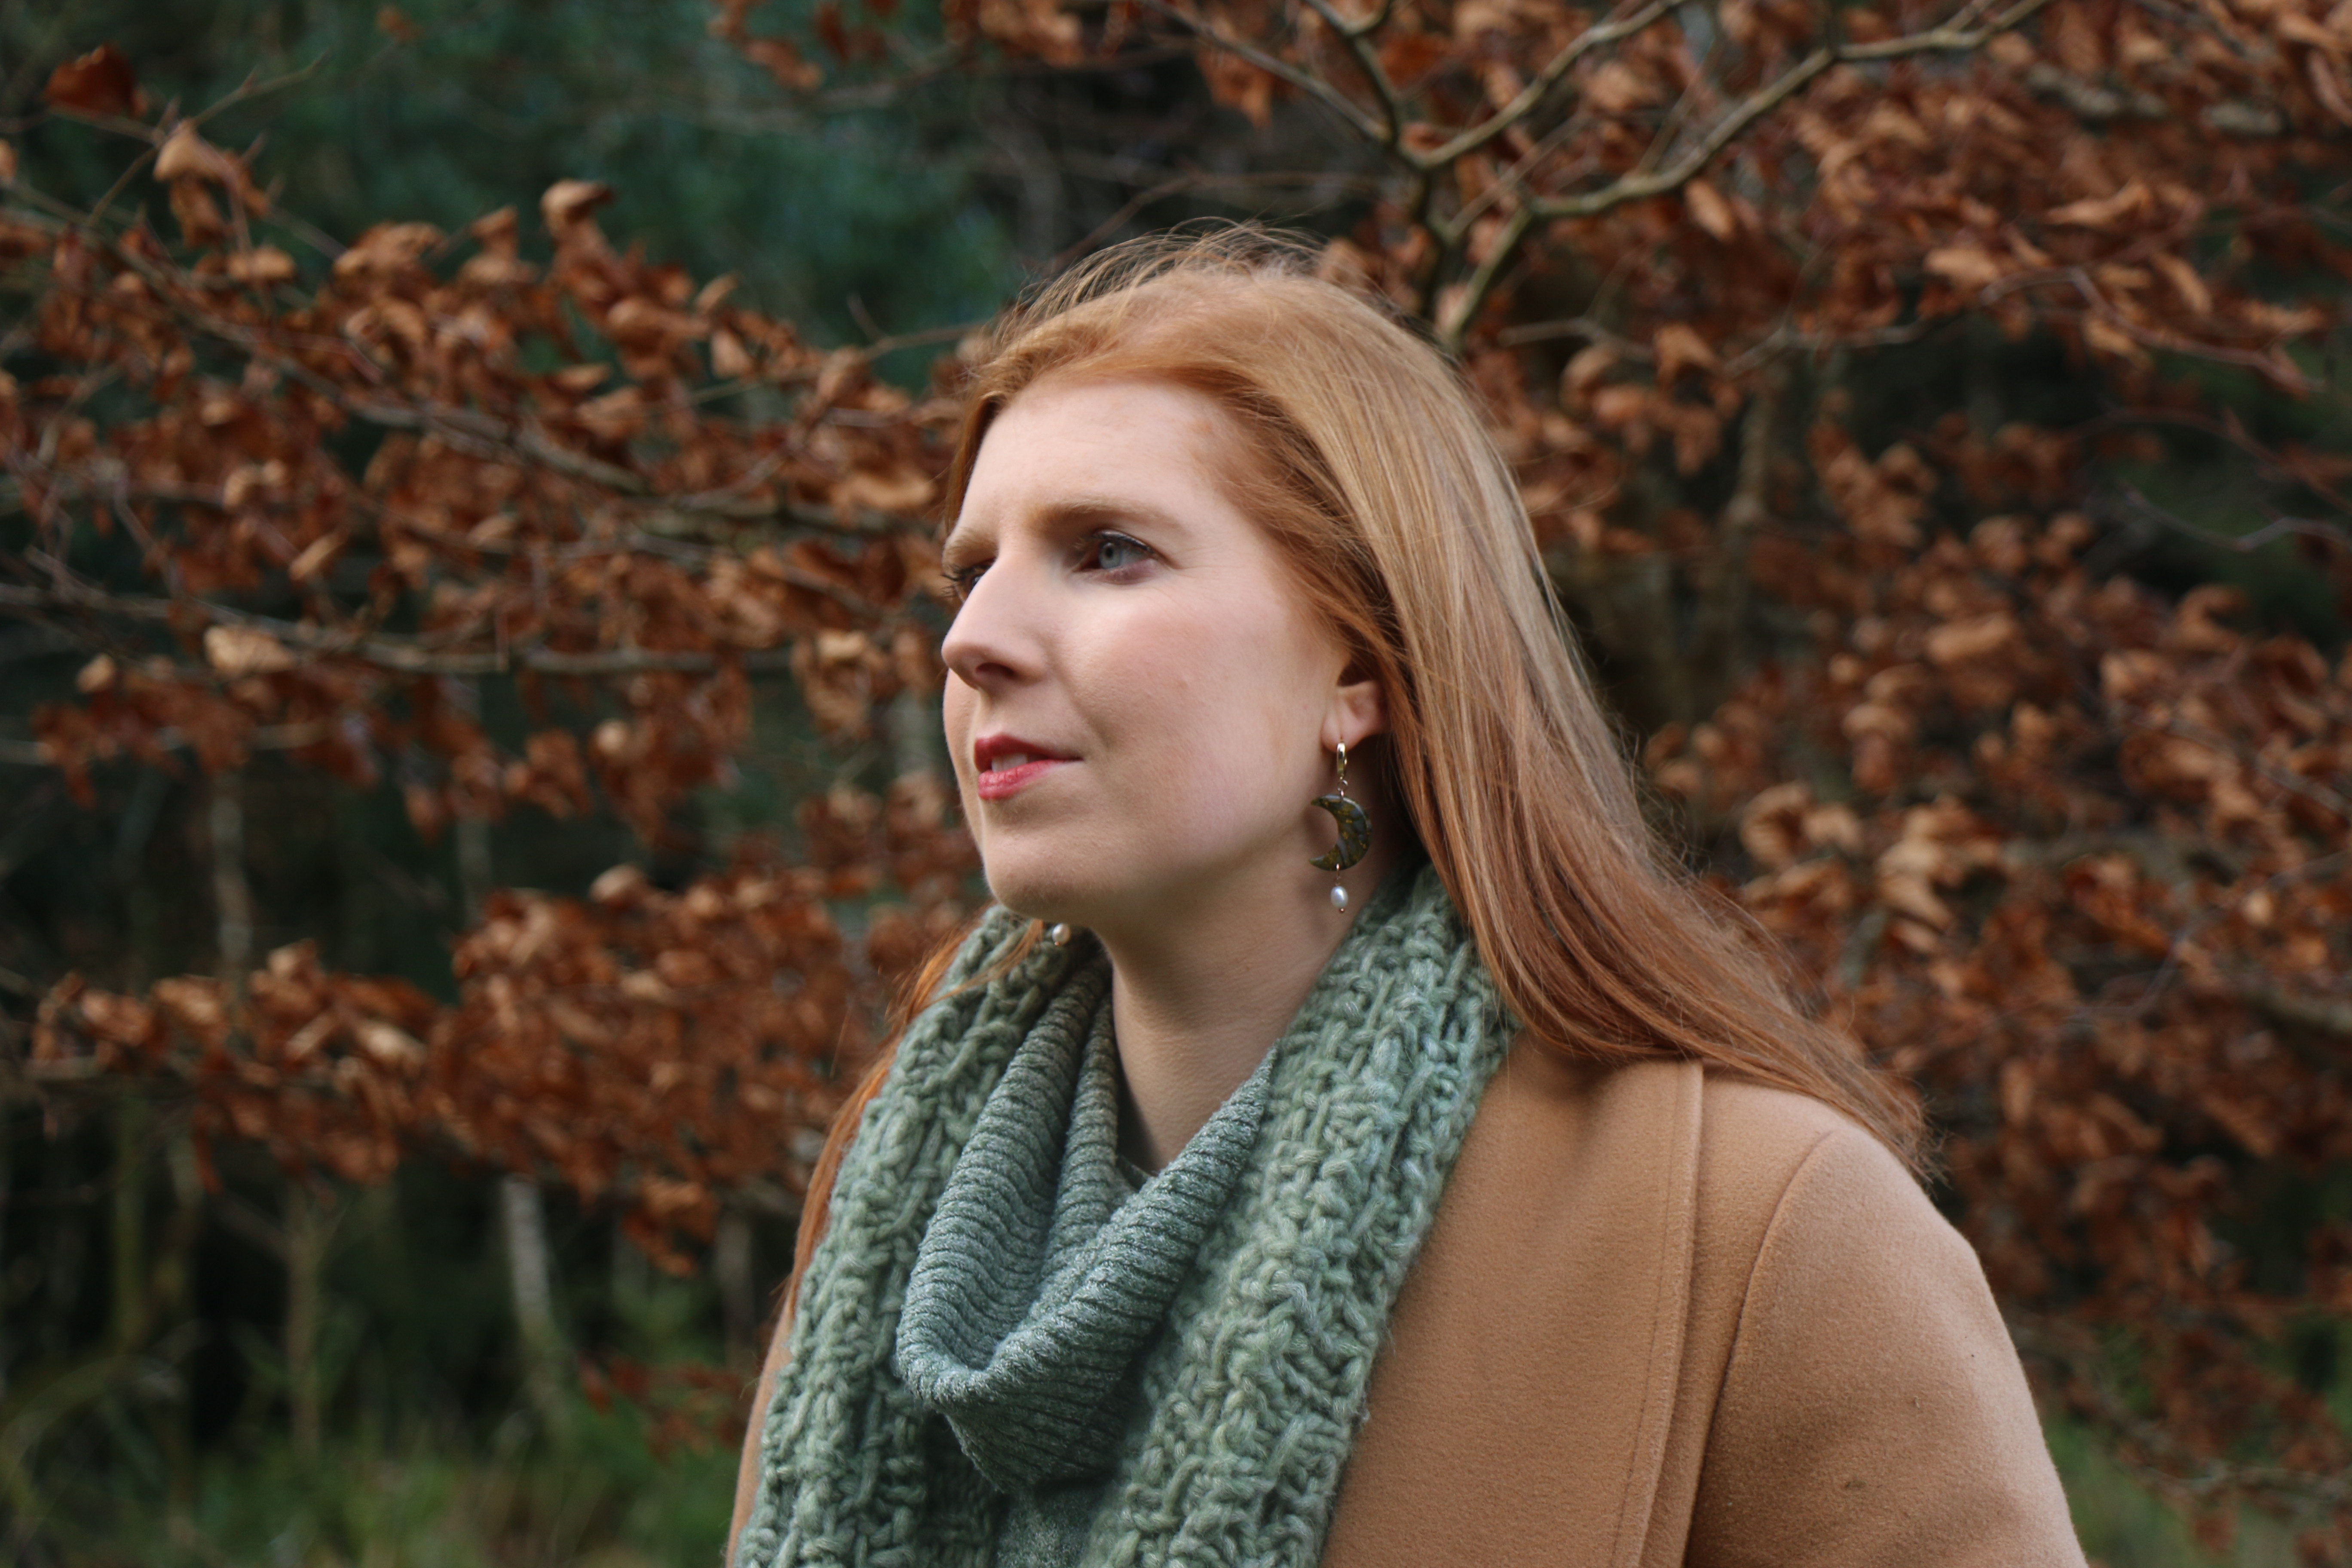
[[939, 558, 1039, 695]]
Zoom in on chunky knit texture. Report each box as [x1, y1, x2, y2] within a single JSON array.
[[735, 864, 1509, 1568], [901, 972, 1276, 1567], [897, 963, 1273, 1548]]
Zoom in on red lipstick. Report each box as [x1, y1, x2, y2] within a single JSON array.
[[973, 734, 1074, 801]]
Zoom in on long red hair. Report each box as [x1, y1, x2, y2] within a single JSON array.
[[785, 229, 1920, 1317]]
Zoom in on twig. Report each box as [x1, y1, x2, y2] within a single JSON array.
[[2113, 484, 2352, 559], [1135, 0, 1385, 141], [2124, 849, 2350, 1020], [1504, 0, 2058, 221], [1301, 0, 1407, 147], [2234, 978, 2352, 1040], [1419, 0, 1680, 169], [1438, 204, 1533, 348]]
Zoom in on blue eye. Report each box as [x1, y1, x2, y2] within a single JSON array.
[[1087, 532, 1152, 573]]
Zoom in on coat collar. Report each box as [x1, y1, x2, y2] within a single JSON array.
[[1320, 1051, 1704, 1568]]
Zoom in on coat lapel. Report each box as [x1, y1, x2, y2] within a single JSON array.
[[1320, 1053, 1704, 1568]]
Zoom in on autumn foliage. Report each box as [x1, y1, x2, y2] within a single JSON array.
[[8, 0, 2352, 1551]]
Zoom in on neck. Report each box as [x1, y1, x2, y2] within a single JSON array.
[[1093, 841, 1404, 1171]]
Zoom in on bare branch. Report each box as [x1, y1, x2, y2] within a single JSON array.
[[1495, 314, 1656, 356], [1528, 0, 2061, 221], [1437, 205, 1533, 349], [2235, 979, 2352, 1041], [1301, 0, 1408, 147], [1689, 367, 1782, 700], [2009, 1314, 2352, 1516], [2123, 850, 2350, 1021], [2110, 486, 2352, 560], [1532, 47, 1837, 219], [1418, 0, 1680, 169]]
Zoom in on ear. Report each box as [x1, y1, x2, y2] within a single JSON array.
[[1324, 667, 1389, 752]]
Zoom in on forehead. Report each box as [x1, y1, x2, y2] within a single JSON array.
[[950, 377, 1245, 538]]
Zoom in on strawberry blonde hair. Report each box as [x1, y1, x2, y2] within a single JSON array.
[[786, 229, 1920, 1313]]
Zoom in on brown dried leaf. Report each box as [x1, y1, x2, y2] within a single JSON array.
[[203, 626, 296, 677], [45, 44, 144, 119]]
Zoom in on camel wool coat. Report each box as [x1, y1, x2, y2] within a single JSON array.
[[733, 1047, 2088, 1566], [1317, 1049, 2085, 1568]]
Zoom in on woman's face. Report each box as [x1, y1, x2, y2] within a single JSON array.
[[940, 375, 1378, 935]]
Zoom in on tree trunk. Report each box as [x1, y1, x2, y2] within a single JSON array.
[[1690, 371, 1783, 716], [157, 1130, 203, 1533], [208, 770, 254, 982], [611, 1216, 650, 1320], [501, 1173, 567, 1429], [0, 1110, 11, 1407], [457, 809, 570, 1430], [1555, 548, 1691, 734], [110, 1099, 148, 1354], [284, 1180, 333, 1459]]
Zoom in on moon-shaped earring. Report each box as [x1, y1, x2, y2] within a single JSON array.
[[1310, 740, 1372, 912]]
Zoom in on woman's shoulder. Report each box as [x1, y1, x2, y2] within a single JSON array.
[[1470, 1050, 2076, 1563], [1687, 1068, 1948, 1262], [1476, 1046, 1961, 1296]]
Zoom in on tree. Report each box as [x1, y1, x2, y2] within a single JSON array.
[[8, 0, 2352, 1555]]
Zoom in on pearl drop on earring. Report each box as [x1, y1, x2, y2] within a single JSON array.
[[1329, 883, 1349, 913], [1047, 922, 1073, 947]]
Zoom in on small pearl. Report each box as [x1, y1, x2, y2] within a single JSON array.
[[1047, 922, 1072, 947], [1329, 883, 1349, 913]]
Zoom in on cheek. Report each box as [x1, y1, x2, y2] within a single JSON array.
[[1074, 594, 1326, 840]]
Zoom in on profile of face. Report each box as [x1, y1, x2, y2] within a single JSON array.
[[940, 376, 1384, 939]]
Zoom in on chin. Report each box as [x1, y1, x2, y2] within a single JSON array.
[[977, 827, 1179, 929], [977, 851, 1093, 926]]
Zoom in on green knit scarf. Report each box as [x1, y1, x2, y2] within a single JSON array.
[[735, 863, 1509, 1568]]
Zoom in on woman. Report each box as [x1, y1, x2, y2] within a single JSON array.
[[730, 232, 2084, 1568]]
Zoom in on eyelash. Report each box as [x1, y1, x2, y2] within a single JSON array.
[[941, 563, 986, 603], [940, 530, 1155, 604]]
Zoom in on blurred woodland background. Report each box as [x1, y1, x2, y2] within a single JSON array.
[[1, 0, 2349, 1562]]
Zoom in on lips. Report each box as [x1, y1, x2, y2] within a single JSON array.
[[973, 734, 1074, 802]]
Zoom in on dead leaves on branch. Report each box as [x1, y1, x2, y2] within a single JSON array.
[[1650, 507, 2352, 1528], [826, 0, 2352, 429], [30, 812, 975, 1266], [7, 122, 957, 842]]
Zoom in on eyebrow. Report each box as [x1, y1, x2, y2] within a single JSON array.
[[943, 492, 1190, 562]]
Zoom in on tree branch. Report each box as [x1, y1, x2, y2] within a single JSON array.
[[1301, 0, 1407, 147], [1419, 0, 1680, 170], [24, 234, 931, 535], [2234, 979, 2352, 1041], [0, 579, 814, 679], [1527, 0, 2060, 221], [1437, 203, 1533, 348]]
